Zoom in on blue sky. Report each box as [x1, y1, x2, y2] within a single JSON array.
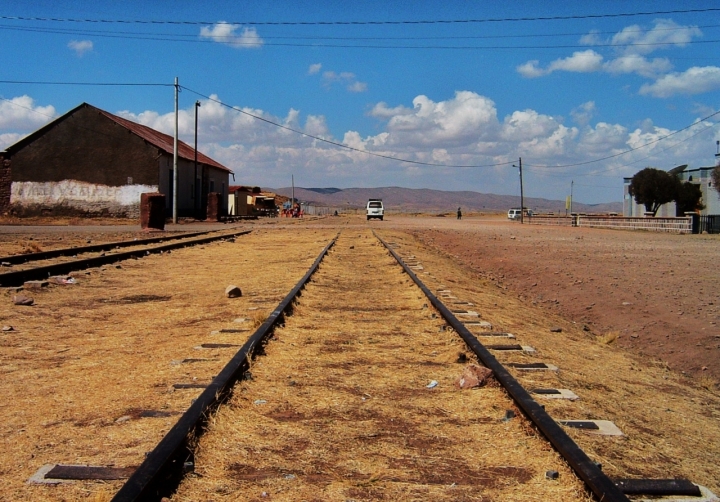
[[1, 1, 719, 204]]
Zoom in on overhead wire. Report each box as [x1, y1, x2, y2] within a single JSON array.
[[181, 85, 513, 169], [1, 8, 719, 26]]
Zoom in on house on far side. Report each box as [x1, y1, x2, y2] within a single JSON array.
[[0, 102, 232, 218], [623, 150, 720, 217], [228, 186, 279, 217]]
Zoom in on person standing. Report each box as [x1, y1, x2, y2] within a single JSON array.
[[457, 207, 462, 220]]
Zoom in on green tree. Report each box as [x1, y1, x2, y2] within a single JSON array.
[[674, 178, 704, 215], [628, 167, 677, 215], [712, 165, 720, 193]]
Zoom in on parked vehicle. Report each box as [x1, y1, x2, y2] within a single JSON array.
[[508, 208, 533, 220], [366, 199, 384, 220]]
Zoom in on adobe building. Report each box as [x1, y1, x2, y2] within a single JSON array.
[[0, 102, 232, 218]]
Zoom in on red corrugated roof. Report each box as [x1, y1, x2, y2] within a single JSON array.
[[97, 108, 232, 174]]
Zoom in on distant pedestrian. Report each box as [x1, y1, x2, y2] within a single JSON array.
[[457, 207, 462, 220]]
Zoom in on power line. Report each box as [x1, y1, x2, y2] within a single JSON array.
[[0, 80, 172, 86], [181, 86, 513, 169], [2, 21, 718, 41], [1, 8, 719, 26], [2, 23, 719, 50]]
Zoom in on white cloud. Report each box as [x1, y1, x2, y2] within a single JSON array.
[[609, 19, 702, 56], [639, 66, 720, 97], [199, 23, 264, 49], [9, 91, 716, 203], [311, 68, 368, 93], [347, 81, 367, 93], [68, 40, 93, 56], [0, 96, 56, 131], [518, 50, 603, 78], [518, 20, 703, 81], [570, 101, 596, 126], [602, 56, 672, 78]]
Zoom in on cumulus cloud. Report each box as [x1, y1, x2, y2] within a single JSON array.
[[199, 23, 264, 49], [518, 19, 703, 81], [570, 101, 596, 126], [12, 91, 714, 202], [0, 96, 56, 131], [307, 63, 322, 75], [639, 66, 720, 97], [68, 40, 93, 56]]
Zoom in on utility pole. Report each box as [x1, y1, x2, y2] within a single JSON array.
[[194, 100, 201, 218], [517, 157, 524, 224], [172, 77, 179, 224], [292, 174, 295, 211], [570, 180, 574, 215]]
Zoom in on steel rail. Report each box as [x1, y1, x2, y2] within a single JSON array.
[[374, 231, 630, 502], [111, 233, 338, 502], [0, 230, 216, 266], [0, 229, 252, 287]]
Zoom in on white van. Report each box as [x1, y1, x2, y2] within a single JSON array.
[[366, 199, 384, 221], [508, 208, 533, 220]]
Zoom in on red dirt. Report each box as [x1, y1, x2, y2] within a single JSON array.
[[401, 216, 720, 381]]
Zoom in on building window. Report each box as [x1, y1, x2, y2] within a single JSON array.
[[210, 180, 215, 192]]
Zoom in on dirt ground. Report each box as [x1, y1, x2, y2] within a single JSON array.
[[1, 214, 719, 500], [370, 214, 720, 382]]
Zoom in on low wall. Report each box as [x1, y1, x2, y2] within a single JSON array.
[[528, 214, 692, 234], [10, 179, 158, 218]]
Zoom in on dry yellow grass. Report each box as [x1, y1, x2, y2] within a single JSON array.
[[374, 227, 720, 494], [0, 227, 337, 501], [171, 230, 591, 501]]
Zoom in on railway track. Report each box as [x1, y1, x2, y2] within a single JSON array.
[[14, 226, 717, 501], [0, 228, 251, 287], [92, 228, 715, 501]]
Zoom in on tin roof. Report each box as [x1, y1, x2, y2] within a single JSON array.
[[96, 107, 232, 173]]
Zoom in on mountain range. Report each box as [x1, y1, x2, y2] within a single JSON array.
[[270, 186, 622, 214]]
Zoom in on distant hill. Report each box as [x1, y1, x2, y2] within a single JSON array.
[[269, 186, 622, 214]]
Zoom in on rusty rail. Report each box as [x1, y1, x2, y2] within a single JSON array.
[[111, 234, 338, 501], [0, 229, 252, 287], [374, 231, 630, 502]]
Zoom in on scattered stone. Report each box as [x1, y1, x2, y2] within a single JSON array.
[[502, 410, 515, 422], [456, 364, 493, 389], [550, 327, 562, 333], [630, 334, 639, 339], [546, 470, 559, 480], [622, 302, 632, 306], [582, 325, 590, 332], [48, 276, 75, 285], [349, 246, 354, 249], [702, 366, 708, 371], [426, 380, 438, 389], [254, 399, 267, 405], [225, 285, 242, 298], [13, 295, 34, 306], [2, 325, 14, 331], [456, 352, 468, 364], [24, 280, 49, 289], [115, 415, 131, 424]]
